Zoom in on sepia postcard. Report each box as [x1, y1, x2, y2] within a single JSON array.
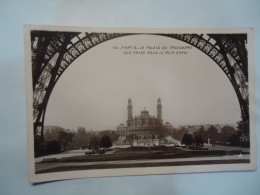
[[24, 25, 256, 183]]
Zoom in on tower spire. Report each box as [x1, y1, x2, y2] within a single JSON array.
[[127, 98, 133, 120], [157, 98, 162, 121], [127, 98, 133, 127]]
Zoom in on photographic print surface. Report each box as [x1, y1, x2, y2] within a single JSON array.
[[24, 25, 256, 183]]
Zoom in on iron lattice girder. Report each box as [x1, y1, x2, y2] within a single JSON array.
[[31, 31, 249, 139], [161, 34, 247, 88]]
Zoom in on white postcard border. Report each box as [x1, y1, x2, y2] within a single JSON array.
[[24, 25, 256, 183]]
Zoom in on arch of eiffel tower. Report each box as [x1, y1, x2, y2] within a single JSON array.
[[30, 31, 249, 143]]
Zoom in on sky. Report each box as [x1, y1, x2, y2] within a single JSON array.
[[45, 34, 241, 131]]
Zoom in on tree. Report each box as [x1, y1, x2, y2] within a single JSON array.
[[181, 133, 193, 146], [96, 130, 119, 142], [207, 125, 218, 137], [237, 120, 249, 136], [45, 140, 61, 154], [89, 136, 100, 151], [44, 129, 52, 141], [72, 127, 89, 149], [173, 127, 187, 141], [58, 131, 74, 142], [193, 134, 204, 147], [58, 131, 74, 151], [197, 126, 208, 143], [99, 135, 112, 149], [207, 125, 218, 143], [44, 126, 66, 141], [228, 131, 242, 146], [220, 125, 235, 142], [155, 126, 168, 138]]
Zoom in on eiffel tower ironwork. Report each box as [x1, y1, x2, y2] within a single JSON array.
[[30, 31, 249, 145]]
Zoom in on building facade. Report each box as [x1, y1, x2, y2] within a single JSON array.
[[117, 98, 173, 138]]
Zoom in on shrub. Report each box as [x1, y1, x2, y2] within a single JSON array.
[[45, 140, 61, 154]]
